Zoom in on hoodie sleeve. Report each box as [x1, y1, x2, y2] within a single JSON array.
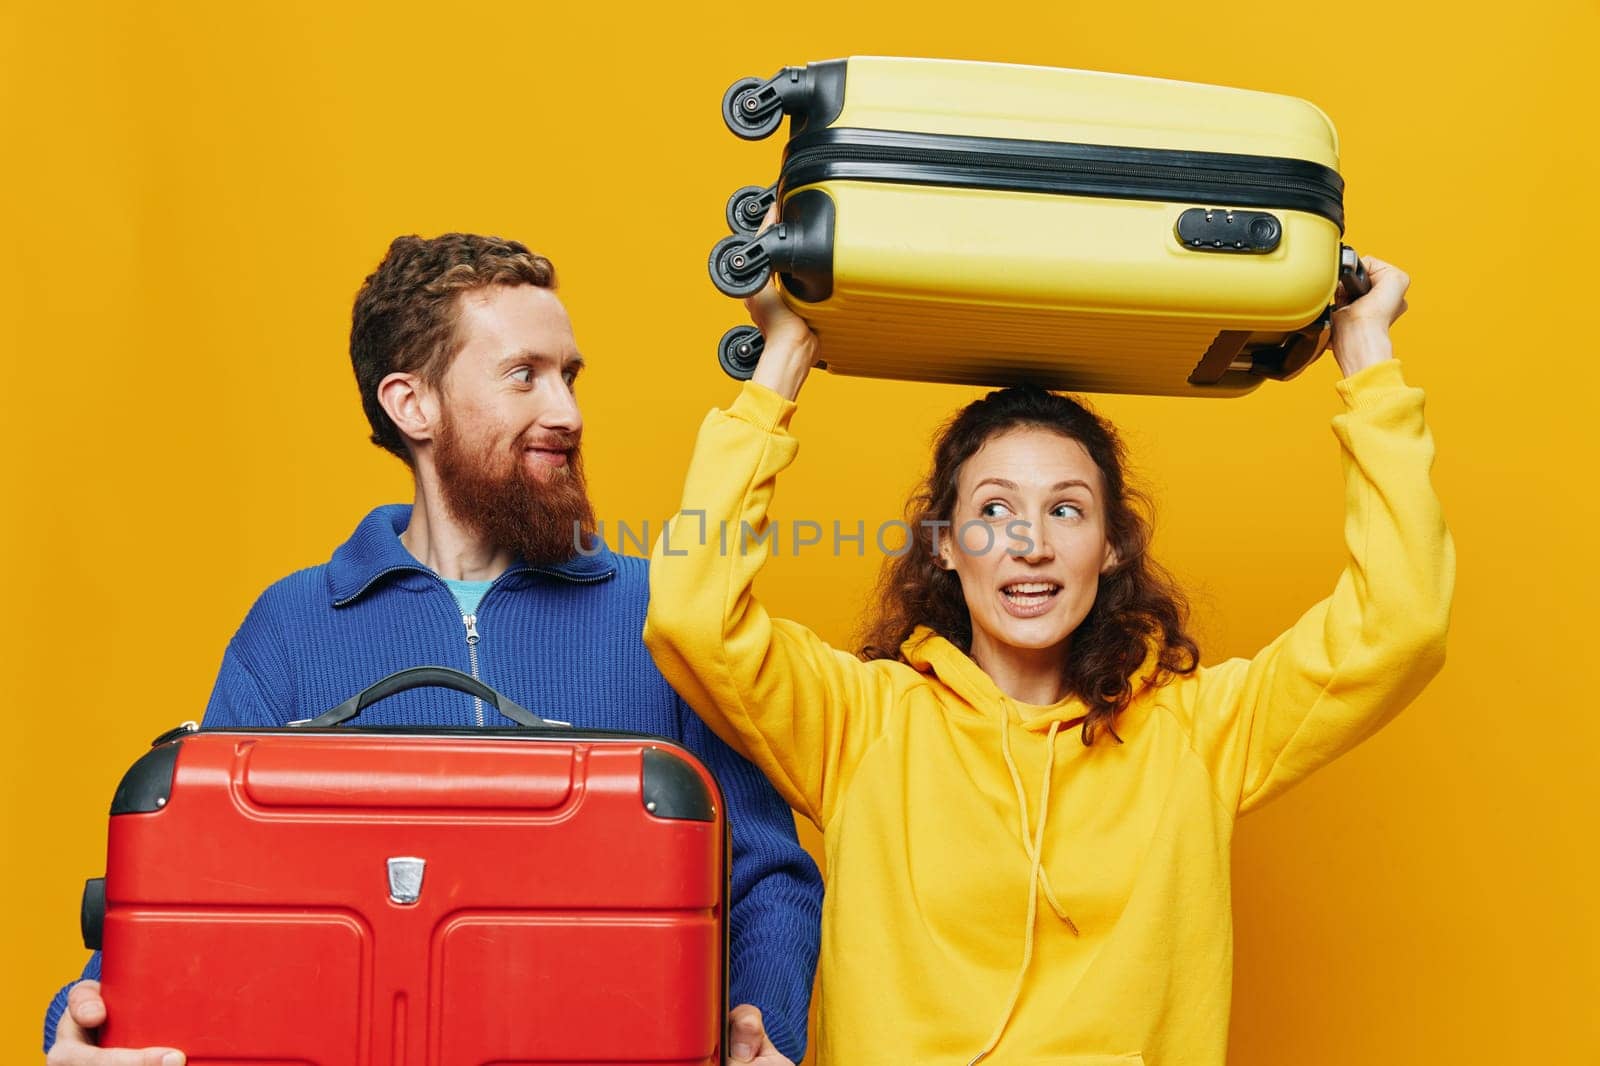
[[644, 380, 905, 829], [1181, 358, 1456, 815]]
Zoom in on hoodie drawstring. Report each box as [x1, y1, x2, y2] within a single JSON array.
[[999, 716, 1077, 929], [970, 716, 1078, 1065]]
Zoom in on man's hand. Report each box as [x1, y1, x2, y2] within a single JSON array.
[[1330, 254, 1409, 377], [46, 985, 775, 1066], [45, 980, 184, 1066], [727, 1003, 794, 1066]]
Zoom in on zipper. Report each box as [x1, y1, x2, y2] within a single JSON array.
[[445, 574, 516, 728], [334, 563, 431, 608], [781, 127, 1346, 231], [462, 613, 483, 727]]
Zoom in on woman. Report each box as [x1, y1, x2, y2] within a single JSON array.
[[644, 256, 1453, 1066]]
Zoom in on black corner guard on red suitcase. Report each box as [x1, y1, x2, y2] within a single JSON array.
[[110, 742, 182, 815], [641, 747, 717, 821]]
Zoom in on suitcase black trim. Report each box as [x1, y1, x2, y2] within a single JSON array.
[[110, 740, 182, 815], [641, 747, 717, 821], [81, 877, 105, 950], [789, 59, 848, 136], [778, 188, 835, 303], [780, 127, 1346, 231]]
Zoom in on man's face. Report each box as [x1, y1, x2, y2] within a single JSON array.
[[429, 284, 595, 565]]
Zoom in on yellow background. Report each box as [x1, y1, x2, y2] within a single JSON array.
[[3, 1, 1596, 1061]]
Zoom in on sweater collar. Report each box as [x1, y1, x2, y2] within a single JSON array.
[[327, 504, 617, 606]]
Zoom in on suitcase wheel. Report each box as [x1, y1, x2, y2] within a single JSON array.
[[717, 326, 764, 380], [726, 184, 778, 235], [722, 76, 785, 140], [708, 234, 773, 298]]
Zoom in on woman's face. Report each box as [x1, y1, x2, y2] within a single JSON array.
[[940, 426, 1117, 668]]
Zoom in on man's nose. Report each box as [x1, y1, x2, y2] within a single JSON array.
[[540, 377, 583, 434]]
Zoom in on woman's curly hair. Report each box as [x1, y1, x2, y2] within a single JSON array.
[[858, 385, 1200, 744]]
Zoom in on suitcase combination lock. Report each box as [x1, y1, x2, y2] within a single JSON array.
[[1176, 208, 1282, 253]]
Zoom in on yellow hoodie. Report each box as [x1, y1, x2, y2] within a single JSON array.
[[644, 360, 1454, 1066]]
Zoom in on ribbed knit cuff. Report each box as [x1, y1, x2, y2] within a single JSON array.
[[725, 380, 799, 434], [1334, 358, 1410, 411]]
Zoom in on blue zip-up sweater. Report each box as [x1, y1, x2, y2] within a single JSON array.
[[45, 505, 822, 1059]]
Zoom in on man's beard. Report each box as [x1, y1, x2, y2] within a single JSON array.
[[432, 417, 597, 567]]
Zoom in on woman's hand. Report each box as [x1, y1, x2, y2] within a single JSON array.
[[1329, 254, 1410, 377], [743, 205, 821, 402]]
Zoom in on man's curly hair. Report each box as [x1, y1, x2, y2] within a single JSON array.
[[349, 233, 555, 463]]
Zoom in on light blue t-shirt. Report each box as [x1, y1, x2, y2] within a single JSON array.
[[396, 536, 494, 617], [442, 577, 493, 618]]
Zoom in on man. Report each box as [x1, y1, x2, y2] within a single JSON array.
[[45, 234, 821, 1066]]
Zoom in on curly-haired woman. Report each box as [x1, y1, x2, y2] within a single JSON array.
[[645, 253, 1453, 1066]]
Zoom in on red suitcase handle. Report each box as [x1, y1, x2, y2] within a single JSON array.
[[290, 666, 568, 729]]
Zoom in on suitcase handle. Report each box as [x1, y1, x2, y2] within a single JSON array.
[[291, 667, 568, 729], [1339, 245, 1372, 301]]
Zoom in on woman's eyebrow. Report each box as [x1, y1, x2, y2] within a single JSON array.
[[972, 476, 1094, 495], [974, 477, 1019, 492]]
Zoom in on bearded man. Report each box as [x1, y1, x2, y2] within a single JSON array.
[[44, 234, 821, 1066]]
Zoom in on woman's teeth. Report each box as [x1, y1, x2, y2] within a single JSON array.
[[1001, 582, 1060, 606]]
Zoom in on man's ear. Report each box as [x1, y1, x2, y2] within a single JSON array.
[[377, 372, 438, 448]]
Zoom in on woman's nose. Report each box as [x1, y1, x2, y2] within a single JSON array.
[[1008, 520, 1056, 562]]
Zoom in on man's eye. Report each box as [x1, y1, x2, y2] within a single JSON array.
[[980, 501, 1011, 519], [510, 367, 533, 384], [563, 368, 579, 387]]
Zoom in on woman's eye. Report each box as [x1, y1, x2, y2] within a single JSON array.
[[980, 501, 1011, 520], [1052, 502, 1084, 519]]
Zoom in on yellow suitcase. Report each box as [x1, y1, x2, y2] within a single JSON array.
[[708, 57, 1369, 397]]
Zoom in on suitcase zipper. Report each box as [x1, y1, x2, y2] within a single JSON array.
[[781, 127, 1347, 230], [462, 613, 484, 727]]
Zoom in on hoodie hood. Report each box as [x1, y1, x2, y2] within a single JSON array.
[[900, 624, 1165, 733]]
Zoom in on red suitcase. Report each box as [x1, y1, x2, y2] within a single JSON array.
[[80, 668, 729, 1066]]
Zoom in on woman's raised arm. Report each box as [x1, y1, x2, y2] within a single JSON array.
[[1181, 258, 1456, 814]]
